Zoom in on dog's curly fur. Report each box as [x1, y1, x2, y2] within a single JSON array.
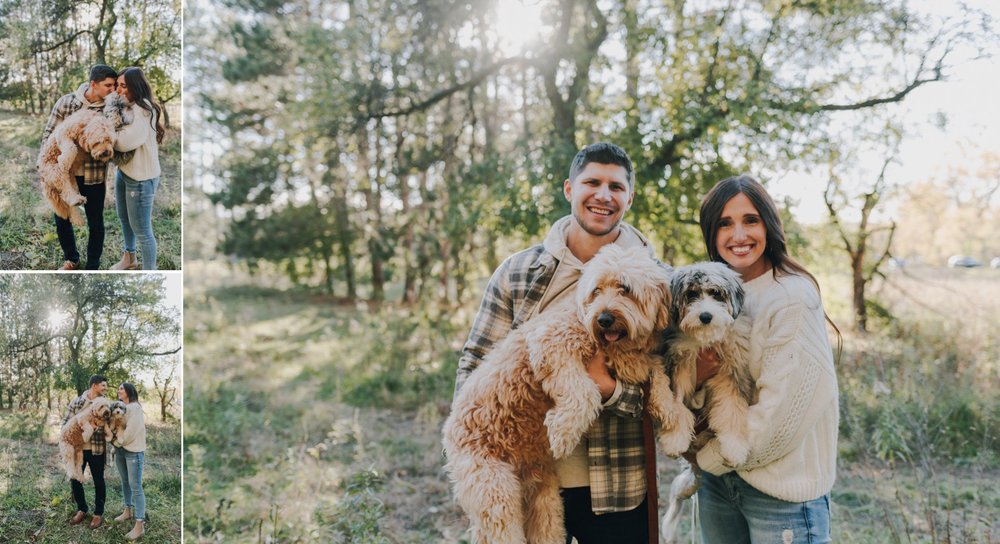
[[59, 397, 112, 482], [442, 245, 691, 544], [36, 100, 120, 226], [658, 262, 754, 543]]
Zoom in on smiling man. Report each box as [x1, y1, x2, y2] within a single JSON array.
[[453, 143, 665, 543]]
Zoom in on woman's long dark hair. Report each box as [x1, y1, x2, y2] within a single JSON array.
[[120, 382, 140, 404], [120, 67, 165, 144], [700, 174, 843, 356]]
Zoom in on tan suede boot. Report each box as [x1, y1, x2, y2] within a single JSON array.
[[110, 251, 140, 270], [114, 507, 132, 522], [126, 520, 145, 540]]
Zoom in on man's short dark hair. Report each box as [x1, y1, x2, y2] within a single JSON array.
[[89, 64, 117, 83], [568, 142, 635, 188], [89, 374, 108, 387]]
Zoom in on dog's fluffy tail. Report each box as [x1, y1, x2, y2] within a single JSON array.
[[661, 462, 701, 543]]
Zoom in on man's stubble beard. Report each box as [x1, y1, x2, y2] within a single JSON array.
[[572, 208, 624, 238]]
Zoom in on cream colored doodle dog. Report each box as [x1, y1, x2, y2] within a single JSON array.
[[36, 96, 125, 226], [442, 244, 692, 544], [658, 262, 753, 543], [59, 397, 113, 482]]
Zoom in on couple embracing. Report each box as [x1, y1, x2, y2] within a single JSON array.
[[41, 64, 164, 271], [452, 143, 840, 543], [62, 375, 148, 540]]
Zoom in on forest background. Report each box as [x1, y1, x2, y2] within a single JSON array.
[[0, 274, 182, 543], [183, 0, 999, 541]]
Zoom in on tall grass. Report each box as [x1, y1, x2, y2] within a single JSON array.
[[183, 260, 1000, 542]]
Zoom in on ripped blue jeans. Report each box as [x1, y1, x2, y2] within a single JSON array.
[[698, 472, 832, 543], [114, 449, 146, 521], [115, 170, 159, 270]]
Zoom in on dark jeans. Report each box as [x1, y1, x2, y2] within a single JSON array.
[[562, 487, 648, 544], [55, 177, 105, 269], [70, 450, 106, 516]]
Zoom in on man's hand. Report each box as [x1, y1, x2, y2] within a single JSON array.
[[696, 348, 721, 386], [586, 350, 616, 402]]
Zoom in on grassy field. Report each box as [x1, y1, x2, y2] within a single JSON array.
[[183, 260, 1000, 542], [0, 109, 181, 270], [0, 403, 181, 543]]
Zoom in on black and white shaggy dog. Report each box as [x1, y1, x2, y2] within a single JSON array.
[[102, 92, 133, 129], [658, 262, 754, 543]]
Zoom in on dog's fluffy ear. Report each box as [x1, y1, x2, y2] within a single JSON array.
[[727, 274, 745, 318], [668, 271, 686, 327], [655, 275, 672, 331]]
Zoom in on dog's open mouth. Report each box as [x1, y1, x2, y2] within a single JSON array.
[[601, 329, 626, 344]]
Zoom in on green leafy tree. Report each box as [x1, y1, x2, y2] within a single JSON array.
[[191, 0, 991, 302]]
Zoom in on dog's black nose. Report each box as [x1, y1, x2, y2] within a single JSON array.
[[597, 312, 615, 328], [699, 312, 713, 324]]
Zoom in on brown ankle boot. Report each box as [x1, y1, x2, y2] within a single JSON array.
[[110, 251, 140, 270], [126, 520, 145, 540], [114, 507, 133, 522]]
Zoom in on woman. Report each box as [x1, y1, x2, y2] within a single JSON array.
[[113, 382, 147, 540], [693, 175, 840, 542], [110, 67, 164, 270]]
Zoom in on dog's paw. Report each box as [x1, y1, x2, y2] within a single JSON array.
[[545, 412, 584, 459], [658, 429, 693, 457], [546, 427, 579, 460], [672, 466, 701, 500], [68, 194, 87, 206], [69, 210, 85, 226], [717, 434, 749, 466]]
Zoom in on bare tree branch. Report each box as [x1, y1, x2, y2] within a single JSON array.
[[32, 31, 90, 54], [368, 56, 526, 119]]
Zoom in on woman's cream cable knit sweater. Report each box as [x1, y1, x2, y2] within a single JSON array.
[[696, 270, 839, 502], [114, 100, 161, 181]]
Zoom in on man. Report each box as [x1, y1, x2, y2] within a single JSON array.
[[40, 64, 117, 270], [454, 143, 664, 543], [62, 374, 110, 529]]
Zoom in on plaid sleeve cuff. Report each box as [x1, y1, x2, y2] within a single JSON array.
[[603, 381, 643, 419], [601, 379, 623, 407]]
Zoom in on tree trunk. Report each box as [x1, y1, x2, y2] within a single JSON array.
[[333, 185, 356, 300]]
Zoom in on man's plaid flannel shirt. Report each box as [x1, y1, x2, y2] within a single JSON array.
[[40, 85, 109, 185], [62, 393, 107, 456], [454, 236, 667, 514]]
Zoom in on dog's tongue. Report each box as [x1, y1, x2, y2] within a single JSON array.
[[603, 331, 622, 343]]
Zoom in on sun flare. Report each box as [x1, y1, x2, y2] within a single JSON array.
[[494, 0, 546, 55], [47, 309, 70, 331]]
